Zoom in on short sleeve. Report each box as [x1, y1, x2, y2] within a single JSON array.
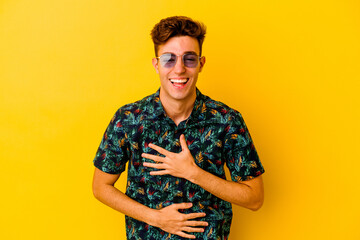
[[93, 109, 130, 174], [223, 113, 264, 181]]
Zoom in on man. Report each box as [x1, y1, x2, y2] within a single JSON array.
[[92, 16, 264, 240]]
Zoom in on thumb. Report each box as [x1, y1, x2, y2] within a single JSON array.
[[180, 134, 189, 151], [174, 202, 193, 210]]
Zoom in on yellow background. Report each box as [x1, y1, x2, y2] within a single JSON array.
[[1, 0, 359, 239]]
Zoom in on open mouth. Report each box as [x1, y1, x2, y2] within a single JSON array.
[[169, 78, 189, 88]]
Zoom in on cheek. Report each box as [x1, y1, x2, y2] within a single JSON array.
[[159, 69, 171, 78], [159, 74, 170, 85], [189, 70, 199, 79]]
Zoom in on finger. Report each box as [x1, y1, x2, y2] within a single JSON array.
[[148, 143, 171, 156], [149, 170, 169, 176], [141, 153, 165, 163], [176, 231, 196, 239], [182, 226, 205, 233], [179, 134, 189, 151], [185, 220, 209, 227], [185, 212, 207, 220], [173, 202, 193, 210], [143, 162, 165, 169]]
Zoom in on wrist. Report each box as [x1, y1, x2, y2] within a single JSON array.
[[144, 208, 160, 227], [187, 164, 202, 184]]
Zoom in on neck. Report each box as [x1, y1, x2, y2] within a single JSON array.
[[160, 91, 196, 126]]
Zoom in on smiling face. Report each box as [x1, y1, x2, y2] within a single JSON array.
[[152, 36, 205, 105]]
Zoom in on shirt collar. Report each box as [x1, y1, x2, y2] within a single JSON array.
[[151, 88, 165, 118], [143, 88, 205, 122], [188, 88, 205, 122]]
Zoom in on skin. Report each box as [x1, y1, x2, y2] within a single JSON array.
[[142, 135, 264, 210], [93, 35, 264, 239], [151, 36, 205, 125], [92, 169, 208, 239]]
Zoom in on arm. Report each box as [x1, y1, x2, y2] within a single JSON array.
[[92, 168, 208, 239], [188, 167, 263, 211], [142, 135, 264, 211]]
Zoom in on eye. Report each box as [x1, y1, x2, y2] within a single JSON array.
[[160, 54, 177, 67], [184, 54, 197, 62], [161, 54, 176, 62]]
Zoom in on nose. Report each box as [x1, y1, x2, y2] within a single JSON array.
[[173, 55, 186, 74]]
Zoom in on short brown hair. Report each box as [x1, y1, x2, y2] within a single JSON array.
[[150, 16, 206, 57]]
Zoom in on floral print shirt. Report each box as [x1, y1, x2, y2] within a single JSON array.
[[93, 88, 264, 240]]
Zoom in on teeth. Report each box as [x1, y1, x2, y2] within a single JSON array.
[[170, 79, 188, 83]]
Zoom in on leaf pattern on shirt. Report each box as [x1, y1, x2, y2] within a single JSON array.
[[93, 88, 264, 239]]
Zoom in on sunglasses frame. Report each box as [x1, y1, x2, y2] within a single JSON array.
[[156, 53, 202, 68]]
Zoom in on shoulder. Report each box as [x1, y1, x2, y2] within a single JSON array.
[[110, 91, 157, 125], [200, 93, 244, 125]]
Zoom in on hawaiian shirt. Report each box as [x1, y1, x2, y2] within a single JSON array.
[[93, 88, 264, 240]]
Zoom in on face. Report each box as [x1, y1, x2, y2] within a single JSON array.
[[152, 36, 205, 104]]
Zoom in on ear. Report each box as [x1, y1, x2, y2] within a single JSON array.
[[152, 58, 159, 74], [199, 56, 206, 73]]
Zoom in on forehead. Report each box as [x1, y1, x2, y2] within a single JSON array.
[[157, 36, 200, 55]]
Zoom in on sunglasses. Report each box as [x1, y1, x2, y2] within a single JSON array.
[[156, 53, 201, 68]]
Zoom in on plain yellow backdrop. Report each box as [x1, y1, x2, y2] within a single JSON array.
[[1, 0, 359, 239]]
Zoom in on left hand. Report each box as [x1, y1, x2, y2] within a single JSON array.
[[142, 134, 199, 180]]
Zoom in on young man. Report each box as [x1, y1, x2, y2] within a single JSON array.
[[92, 16, 265, 240]]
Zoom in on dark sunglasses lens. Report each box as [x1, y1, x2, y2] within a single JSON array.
[[160, 53, 176, 68], [183, 54, 199, 68]]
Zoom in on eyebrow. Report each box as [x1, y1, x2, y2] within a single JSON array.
[[161, 51, 198, 55]]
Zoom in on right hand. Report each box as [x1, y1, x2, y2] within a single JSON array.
[[152, 202, 209, 239]]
